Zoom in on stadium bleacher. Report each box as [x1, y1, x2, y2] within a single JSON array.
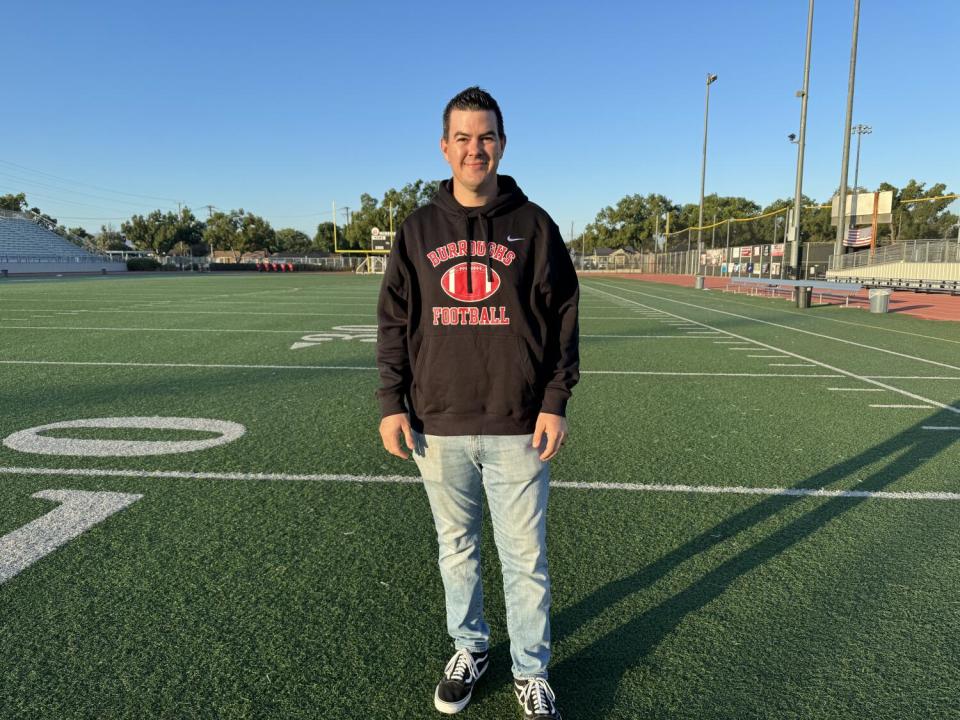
[[0, 215, 100, 259], [0, 212, 126, 274]]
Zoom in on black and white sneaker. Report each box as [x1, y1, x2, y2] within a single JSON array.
[[433, 648, 489, 714], [513, 678, 562, 720]]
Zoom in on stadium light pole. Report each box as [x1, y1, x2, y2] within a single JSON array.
[[789, 0, 814, 279], [850, 124, 872, 196], [834, 0, 861, 257], [697, 72, 718, 267], [848, 123, 872, 240]]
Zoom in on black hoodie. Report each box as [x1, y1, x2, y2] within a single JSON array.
[[376, 175, 579, 436]]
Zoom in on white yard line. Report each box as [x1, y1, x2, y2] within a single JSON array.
[[587, 281, 960, 373], [0, 465, 957, 501], [828, 388, 885, 392], [923, 426, 960, 431], [769, 363, 817, 367], [866, 376, 960, 380], [583, 283, 960, 415], [870, 404, 934, 409], [748, 355, 786, 358], [677, 284, 960, 346], [0, 359, 841, 377], [580, 335, 715, 339], [0, 325, 366, 335], [1, 309, 377, 318]]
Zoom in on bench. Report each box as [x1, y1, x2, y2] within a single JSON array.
[[727, 277, 864, 307]]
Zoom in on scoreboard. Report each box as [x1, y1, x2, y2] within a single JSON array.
[[370, 227, 395, 252]]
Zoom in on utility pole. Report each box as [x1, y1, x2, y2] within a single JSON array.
[[790, 0, 814, 278], [203, 205, 216, 219], [834, 0, 861, 256], [697, 72, 719, 262]]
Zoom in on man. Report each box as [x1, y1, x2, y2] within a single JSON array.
[[376, 86, 579, 720]]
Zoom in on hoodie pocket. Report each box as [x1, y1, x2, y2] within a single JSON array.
[[412, 334, 538, 418]]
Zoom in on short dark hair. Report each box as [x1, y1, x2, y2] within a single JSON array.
[[442, 86, 505, 140]]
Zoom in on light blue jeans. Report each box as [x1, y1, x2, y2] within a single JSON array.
[[413, 432, 552, 680]]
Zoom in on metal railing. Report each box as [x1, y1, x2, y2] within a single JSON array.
[[0, 255, 125, 264], [830, 238, 960, 271]]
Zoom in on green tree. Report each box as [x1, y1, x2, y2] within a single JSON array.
[[313, 222, 340, 253], [340, 180, 441, 252], [888, 180, 957, 242], [204, 211, 241, 252], [122, 208, 203, 255], [94, 225, 128, 252], [0, 192, 26, 212], [237, 212, 275, 252], [275, 228, 312, 255]]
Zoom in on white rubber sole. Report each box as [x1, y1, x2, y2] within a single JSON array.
[[434, 687, 473, 714], [433, 663, 488, 714]]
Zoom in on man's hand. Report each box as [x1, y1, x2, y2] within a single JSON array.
[[532, 412, 568, 461], [379, 413, 414, 459]]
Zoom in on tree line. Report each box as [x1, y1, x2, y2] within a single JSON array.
[[580, 179, 957, 254], [0, 180, 437, 257], [2, 177, 955, 257]]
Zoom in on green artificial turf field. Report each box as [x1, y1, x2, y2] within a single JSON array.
[[1, 272, 959, 719]]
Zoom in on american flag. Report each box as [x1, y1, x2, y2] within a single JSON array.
[[845, 227, 872, 247]]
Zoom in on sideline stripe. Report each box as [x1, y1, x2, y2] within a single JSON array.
[[923, 426, 960, 431], [583, 283, 960, 415], [870, 404, 933, 409], [0, 466, 956, 501]]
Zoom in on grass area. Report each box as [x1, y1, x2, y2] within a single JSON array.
[[1, 272, 959, 719]]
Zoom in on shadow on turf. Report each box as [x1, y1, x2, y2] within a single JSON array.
[[536, 405, 957, 718]]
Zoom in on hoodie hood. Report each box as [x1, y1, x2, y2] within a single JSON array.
[[430, 175, 528, 218], [431, 175, 529, 295]]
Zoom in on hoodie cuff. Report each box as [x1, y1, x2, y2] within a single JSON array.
[[378, 392, 408, 418], [540, 388, 569, 417]]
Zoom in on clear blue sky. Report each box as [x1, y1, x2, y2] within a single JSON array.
[[1, 0, 957, 240]]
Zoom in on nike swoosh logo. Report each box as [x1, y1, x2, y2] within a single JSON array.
[[506, 235, 524, 242]]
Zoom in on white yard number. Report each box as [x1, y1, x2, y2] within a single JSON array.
[[291, 325, 377, 350], [0, 489, 142, 584], [0, 415, 246, 583]]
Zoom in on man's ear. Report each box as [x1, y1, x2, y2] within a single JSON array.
[[500, 134, 507, 157], [440, 135, 449, 161]]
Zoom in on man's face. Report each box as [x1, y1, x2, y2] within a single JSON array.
[[441, 109, 505, 198]]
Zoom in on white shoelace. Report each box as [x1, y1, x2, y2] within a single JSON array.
[[443, 649, 480, 684], [519, 678, 556, 714]]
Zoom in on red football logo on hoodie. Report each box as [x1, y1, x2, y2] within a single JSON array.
[[440, 262, 501, 302]]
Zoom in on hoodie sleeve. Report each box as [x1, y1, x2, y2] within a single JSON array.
[[539, 221, 580, 416], [376, 228, 413, 417]]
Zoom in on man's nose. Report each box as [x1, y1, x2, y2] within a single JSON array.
[[468, 138, 485, 156]]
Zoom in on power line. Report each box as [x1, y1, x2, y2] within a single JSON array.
[[0, 158, 180, 204], [0, 170, 178, 210]]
